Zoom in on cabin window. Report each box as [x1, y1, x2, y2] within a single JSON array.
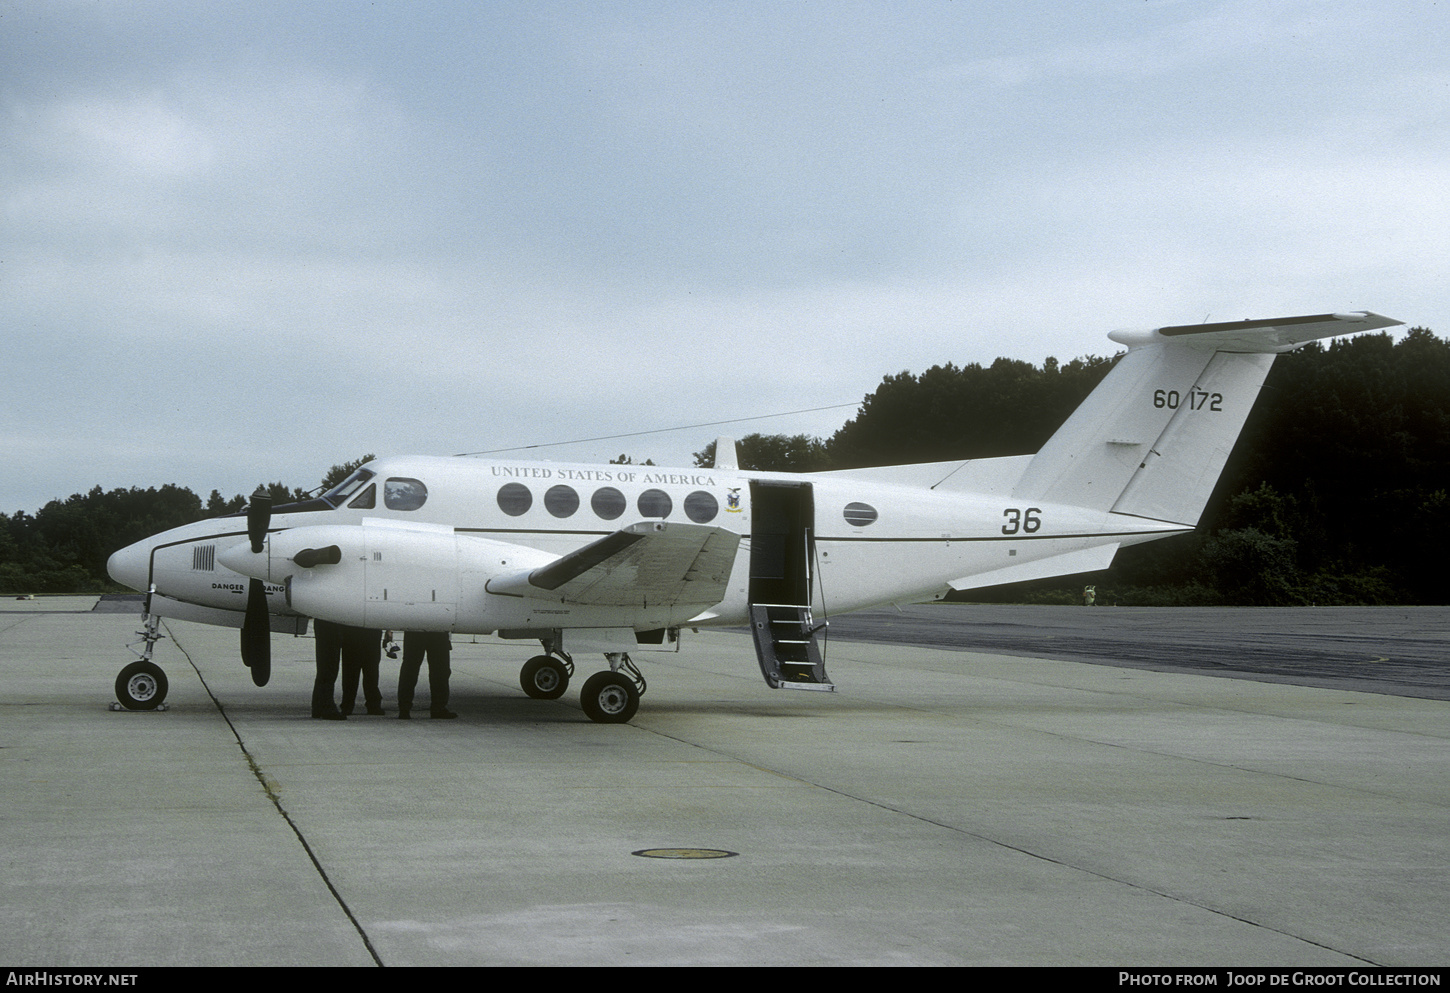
[[638, 489, 672, 519], [544, 484, 580, 518], [591, 487, 626, 520], [497, 483, 532, 516], [384, 478, 428, 511], [684, 490, 718, 523], [348, 484, 375, 509], [843, 502, 878, 527]]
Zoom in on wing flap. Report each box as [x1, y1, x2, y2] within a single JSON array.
[[487, 522, 741, 608]]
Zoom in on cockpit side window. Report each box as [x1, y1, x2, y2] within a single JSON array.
[[322, 468, 376, 508], [348, 484, 376, 510], [384, 477, 428, 511]]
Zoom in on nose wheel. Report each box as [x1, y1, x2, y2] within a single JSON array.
[[115, 660, 169, 710]]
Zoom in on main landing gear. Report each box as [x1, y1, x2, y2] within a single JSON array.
[[113, 601, 170, 711], [580, 654, 646, 724], [518, 644, 646, 724], [520, 653, 573, 699]]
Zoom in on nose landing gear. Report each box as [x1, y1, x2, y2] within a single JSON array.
[[115, 660, 168, 711], [113, 597, 170, 711]]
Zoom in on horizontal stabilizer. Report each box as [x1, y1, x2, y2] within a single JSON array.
[[948, 543, 1121, 592], [487, 521, 740, 608], [1107, 311, 1400, 353]]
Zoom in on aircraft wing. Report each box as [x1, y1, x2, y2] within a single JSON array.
[[486, 521, 740, 608]]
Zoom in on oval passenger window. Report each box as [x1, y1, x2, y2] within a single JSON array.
[[497, 483, 532, 516], [544, 485, 580, 518], [592, 487, 626, 520]]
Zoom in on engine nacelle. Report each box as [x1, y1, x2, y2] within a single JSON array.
[[220, 520, 554, 631]]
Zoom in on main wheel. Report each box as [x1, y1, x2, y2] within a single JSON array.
[[580, 671, 639, 724], [520, 655, 569, 699], [115, 661, 168, 711]]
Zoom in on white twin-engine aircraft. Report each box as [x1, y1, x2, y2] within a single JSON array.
[[107, 312, 1400, 722]]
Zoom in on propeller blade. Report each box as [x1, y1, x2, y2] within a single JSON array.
[[241, 577, 271, 687], [247, 487, 272, 554]]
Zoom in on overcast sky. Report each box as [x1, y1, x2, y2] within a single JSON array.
[[5, 0, 1446, 513]]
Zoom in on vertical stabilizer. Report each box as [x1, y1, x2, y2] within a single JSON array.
[[1012, 312, 1401, 524], [1011, 343, 1219, 515], [1110, 350, 1273, 524]]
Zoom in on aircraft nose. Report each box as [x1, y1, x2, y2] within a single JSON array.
[[107, 540, 150, 593]]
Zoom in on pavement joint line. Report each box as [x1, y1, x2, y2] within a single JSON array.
[[165, 620, 387, 968], [0, 614, 35, 635], [637, 720, 1384, 967], [932, 708, 1450, 809]]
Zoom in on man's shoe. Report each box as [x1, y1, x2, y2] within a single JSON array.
[[397, 710, 411, 720], [366, 706, 386, 716], [431, 709, 458, 719]]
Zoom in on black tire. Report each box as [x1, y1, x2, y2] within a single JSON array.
[[520, 655, 569, 700], [580, 671, 639, 724], [115, 661, 168, 711]]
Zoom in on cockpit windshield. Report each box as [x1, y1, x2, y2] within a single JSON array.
[[321, 468, 376, 508]]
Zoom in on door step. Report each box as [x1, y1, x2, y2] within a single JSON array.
[[749, 604, 834, 691]]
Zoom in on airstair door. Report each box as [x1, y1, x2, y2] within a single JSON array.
[[747, 481, 832, 691]]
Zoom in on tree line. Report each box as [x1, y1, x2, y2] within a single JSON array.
[[693, 328, 1448, 605], [5, 331, 1447, 604], [0, 460, 370, 595]]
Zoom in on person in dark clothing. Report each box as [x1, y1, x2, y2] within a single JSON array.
[[340, 626, 386, 716], [398, 630, 455, 719], [312, 619, 346, 720]]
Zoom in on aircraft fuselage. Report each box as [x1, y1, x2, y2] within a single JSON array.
[[108, 453, 1184, 640]]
